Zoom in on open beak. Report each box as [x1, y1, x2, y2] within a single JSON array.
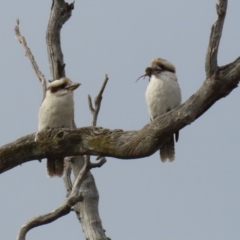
[[65, 82, 81, 91], [136, 74, 148, 82]]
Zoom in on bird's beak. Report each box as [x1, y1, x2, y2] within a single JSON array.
[[136, 66, 160, 82], [65, 82, 81, 91], [136, 74, 148, 82]]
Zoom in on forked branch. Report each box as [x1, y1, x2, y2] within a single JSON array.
[[14, 1, 109, 239], [16, 158, 106, 240], [5, 1, 240, 238], [205, 0, 228, 77], [64, 75, 109, 194], [46, 1, 110, 239], [88, 74, 109, 126], [14, 20, 47, 100]]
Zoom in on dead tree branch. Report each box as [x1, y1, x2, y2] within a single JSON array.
[[1, 49, 240, 173], [1, 22, 240, 173], [63, 74, 109, 198], [205, 0, 227, 78], [1, 26, 240, 172], [46, 1, 109, 239], [68, 76, 109, 239], [4, 0, 239, 238], [16, 158, 106, 240], [88, 74, 109, 126], [14, 19, 47, 100], [13, 0, 108, 239], [46, 0, 74, 80]]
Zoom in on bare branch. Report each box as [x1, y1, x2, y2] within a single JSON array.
[[88, 74, 109, 126], [46, 1, 109, 239], [94, 74, 109, 125], [95, 74, 109, 106], [9, 0, 240, 239], [69, 76, 109, 238], [88, 94, 95, 114], [46, 0, 74, 80], [87, 74, 109, 161], [205, 0, 228, 77], [14, 19, 47, 100], [16, 158, 106, 240], [219, 57, 240, 79], [1, 52, 240, 174], [90, 158, 107, 168]]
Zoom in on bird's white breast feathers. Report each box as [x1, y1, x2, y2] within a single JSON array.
[[38, 92, 74, 130], [145, 71, 181, 119]]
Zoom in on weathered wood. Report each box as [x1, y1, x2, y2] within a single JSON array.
[[9, 0, 240, 239], [205, 0, 228, 78], [1, 56, 240, 173], [45, 1, 109, 239], [16, 158, 106, 240]]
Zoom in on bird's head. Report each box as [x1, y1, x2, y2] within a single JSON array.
[[151, 58, 176, 74], [47, 77, 81, 96], [136, 58, 176, 82]]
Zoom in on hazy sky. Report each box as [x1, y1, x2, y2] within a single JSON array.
[[1, 1, 240, 240]]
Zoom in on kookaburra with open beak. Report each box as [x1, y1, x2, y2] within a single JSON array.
[[137, 58, 182, 162], [38, 77, 80, 177]]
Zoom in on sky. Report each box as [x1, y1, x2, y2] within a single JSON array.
[[0, 1, 240, 240]]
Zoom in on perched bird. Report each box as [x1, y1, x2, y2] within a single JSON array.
[[38, 77, 80, 177], [140, 58, 182, 162]]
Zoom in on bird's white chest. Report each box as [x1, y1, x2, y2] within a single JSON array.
[[145, 73, 181, 119], [38, 93, 74, 130]]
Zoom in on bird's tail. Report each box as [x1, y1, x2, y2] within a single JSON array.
[[47, 158, 64, 177], [160, 135, 175, 162]]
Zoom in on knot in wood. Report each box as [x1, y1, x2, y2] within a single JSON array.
[[57, 131, 64, 139], [216, 2, 227, 16], [54, 129, 68, 141]]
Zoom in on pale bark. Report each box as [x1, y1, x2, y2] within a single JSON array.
[[17, 158, 106, 240], [14, 20, 47, 101], [1, 47, 240, 172], [14, 0, 109, 239], [205, 0, 227, 78], [68, 76, 108, 240], [46, 1, 109, 239], [3, 0, 239, 239]]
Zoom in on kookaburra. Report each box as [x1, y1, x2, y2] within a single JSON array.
[[38, 77, 80, 177], [138, 58, 181, 162]]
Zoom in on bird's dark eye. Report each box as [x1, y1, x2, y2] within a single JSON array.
[[50, 87, 58, 93], [160, 64, 166, 70], [50, 84, 66, 93], [60, 84, 66, 89]]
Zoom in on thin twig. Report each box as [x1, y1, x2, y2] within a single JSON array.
[[87, 95, 95, 114], [95, 74, 109, 105], [16, 158, 106, 240], [205, 0, 228, 78], [14, 19, 47, 101], [87, 75, 109, 163], [88, 74, 109, 126]]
